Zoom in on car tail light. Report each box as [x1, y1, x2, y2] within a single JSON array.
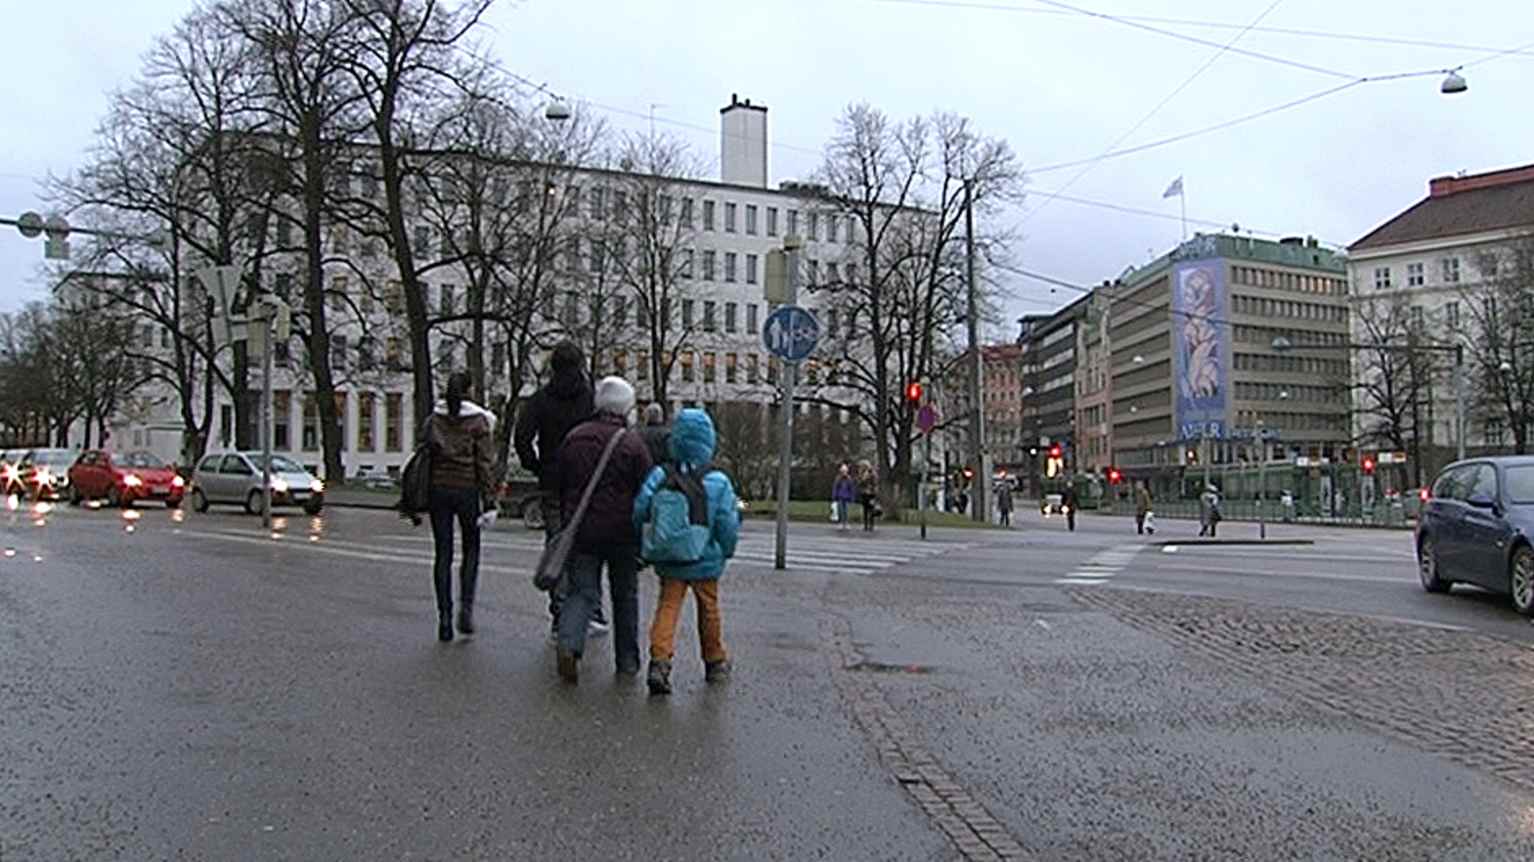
[[34, 468, 52, 486], [172, 476, 185, 488], [1419, 487, 1430, 502]]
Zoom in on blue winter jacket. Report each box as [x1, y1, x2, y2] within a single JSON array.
[[632, 409, 740, 581]]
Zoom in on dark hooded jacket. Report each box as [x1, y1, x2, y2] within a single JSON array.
[[555, 414, 653, 548], [514, 369, 594, 490]]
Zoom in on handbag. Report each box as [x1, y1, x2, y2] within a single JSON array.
[[533, 428, 627, 592]]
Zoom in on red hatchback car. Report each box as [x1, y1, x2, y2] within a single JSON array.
[[67, 450, 185, 508]]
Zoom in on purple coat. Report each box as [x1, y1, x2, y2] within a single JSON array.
[[832, 476, 857, 503]]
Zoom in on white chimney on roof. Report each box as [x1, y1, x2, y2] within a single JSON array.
[[720, 94, 768, 188]]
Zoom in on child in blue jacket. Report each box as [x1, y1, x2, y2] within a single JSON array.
[[632, 408, 740, 695]]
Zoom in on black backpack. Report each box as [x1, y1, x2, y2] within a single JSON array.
[[397, 442, 431, 522]]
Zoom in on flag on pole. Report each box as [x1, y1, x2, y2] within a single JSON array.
[[1162, 176, 1184, 199]]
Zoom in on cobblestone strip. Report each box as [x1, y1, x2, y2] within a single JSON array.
[[821, 615, 1029, 861], [1070, 587, 1534, 793]]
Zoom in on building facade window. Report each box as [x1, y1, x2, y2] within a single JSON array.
[[746, 254, 758, 285], [274, 390, 291, 450], [725, 302, 738, 333], [302, 394, 319, 451], [725, 353, 738, 383], [681, 248, 694, 279], [680, 197, 694, 225], [358, 392, 376, 452], [1407, 262, 1424, 286], [724, 202, 737, 233], [1443, 256, 1461, 283], [386, 393, 403, 452], [826, 215, 838, 243], [1372, 267, 1392, 290], [703, 200, 716, 231], [589, 187, 605, 220], [787, 210, 799, 237], [747, 354, 759, 384], [331, 334, 348, 371], [681, 352, 695, 382], [747, 303, 759, 334], [1446, 301, 1460, 329], [683, 299, 695, 329], [703, 352, 716, 383], [725, 252, 737, 283], [807, 212, 819, 242], [704, 301, 717, 332], [767, 207, 778, 236], [703, 250, 716, 281], [637, 351, 650, 382], [745, 205, 758, 235]]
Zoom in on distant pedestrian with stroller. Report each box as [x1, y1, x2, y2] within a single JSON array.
[[422, 372, 497, 643], [831, 464, 856, 531], [1135, 481, 1153, 535], [634, 408, 741, 695], [551, 377, 652, 684], [856, 461, 880, 532]]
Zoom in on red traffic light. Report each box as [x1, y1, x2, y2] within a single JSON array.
[[1362, 457, 1375, 474], [1049, 444, 1062, 459], [905, 381, 923, 403], [962, 467, 974, 479], [1107, 468, 1122, 484]]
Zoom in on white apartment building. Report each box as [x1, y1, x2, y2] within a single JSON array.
[[1346, 162, 1534, 453], [112, 95, 869, 477]]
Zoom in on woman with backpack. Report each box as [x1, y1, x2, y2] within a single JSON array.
[[422, 372, 498, 643], [633, 408, 741, 696]]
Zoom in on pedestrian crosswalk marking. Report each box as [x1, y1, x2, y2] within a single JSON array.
[[1055, 545, 1142, 586]]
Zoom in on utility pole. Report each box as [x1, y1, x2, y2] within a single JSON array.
[[964, 178, 989, 523], [1257, 421, 1267, 540], [1455, 344, 1466, 462], [773, 237, 803, 571], [261, 303, 274, 530]]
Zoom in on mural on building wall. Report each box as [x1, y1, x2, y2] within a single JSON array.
[[1171, 260, 1229, 441]]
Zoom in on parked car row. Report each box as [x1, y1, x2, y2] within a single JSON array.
[[1, 448, 79, 501]]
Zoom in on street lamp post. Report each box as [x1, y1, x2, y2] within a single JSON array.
[[964, 178, 989, 524]]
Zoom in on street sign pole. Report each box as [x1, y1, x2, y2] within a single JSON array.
[[773, 237, 803, 571], [1257, 421, 1267, 540], [261, 302, 274, 530]]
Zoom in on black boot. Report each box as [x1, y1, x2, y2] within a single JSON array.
[[647, 660, 672, 695], [457, 604, 475, 635], [438, 610, 454, 643]]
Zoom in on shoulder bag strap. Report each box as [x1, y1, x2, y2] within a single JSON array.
[[565, 428, 626, 535]]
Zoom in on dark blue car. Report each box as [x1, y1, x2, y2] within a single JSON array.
[[1416, 457, 1534, 614]]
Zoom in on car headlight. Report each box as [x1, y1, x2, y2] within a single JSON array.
[[270, 478, 289, 493], [171, 476, 185, 488], [35, 468, 52, 486], [123, 474, 143, 487], [311, 479, 324, 493]]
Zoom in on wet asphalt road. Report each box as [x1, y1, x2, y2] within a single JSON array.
[[4, 499, 1534, 859]]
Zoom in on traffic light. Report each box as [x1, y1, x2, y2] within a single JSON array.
[[1362, 457, 1375, 475], [1107, 467, 1122, 485], [905, 381, 923, 403], [1049, 444, 1063, 460]]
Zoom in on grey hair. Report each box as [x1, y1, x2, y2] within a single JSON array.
[[593, 376, 636, 418], [643, 403, 665, 426]]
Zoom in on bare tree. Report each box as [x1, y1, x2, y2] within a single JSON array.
[[808, 104, 1019, 507], [602, 134, 707, 408], [1466, 237, 1534, 454], [225, 0, 369, 481], [1351, 293, 1438, 486]]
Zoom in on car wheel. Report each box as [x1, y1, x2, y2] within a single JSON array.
[[69, 485, 83, 507], [191, 488, 210, 513], [523, 502, 543, 531], [1510, 546, 1534, 617], [108, 486, 128, 509], [1418, 536, 1450, 593], [245, 489, 266, 516]]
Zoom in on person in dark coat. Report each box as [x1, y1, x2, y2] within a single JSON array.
[[423, 372, 498, 643], [514, 340, 604, 639], [552, 376, 652, 684], [639, 402, 671, 467]]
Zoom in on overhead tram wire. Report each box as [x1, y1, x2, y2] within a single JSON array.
[[1023, 0, 1287, 225], [872, 0, 1534, 60]]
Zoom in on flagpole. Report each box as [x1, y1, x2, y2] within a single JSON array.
[[1180, 190, 1187, 241]]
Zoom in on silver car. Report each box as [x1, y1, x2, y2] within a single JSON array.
[[190, 452, 325, 515]]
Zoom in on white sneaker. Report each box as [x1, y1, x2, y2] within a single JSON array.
[[588, 618, 611, 638]]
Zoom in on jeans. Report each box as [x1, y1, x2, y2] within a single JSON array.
[[429, 486, 482, 616], [541, 490, 564, 620], [650, 577, 726, 664], [835, 500, 849, 527], [558, 544, 640, 671]]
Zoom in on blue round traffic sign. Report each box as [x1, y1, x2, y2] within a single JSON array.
[[763, 305, 820, 362]]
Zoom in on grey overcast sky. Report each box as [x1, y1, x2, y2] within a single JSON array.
[[2, 0, 1531, 335]]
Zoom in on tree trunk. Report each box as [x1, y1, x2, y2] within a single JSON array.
[[302, 121, 345, 484]]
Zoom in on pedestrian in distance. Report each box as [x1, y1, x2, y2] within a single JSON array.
[[1061, 484, 1079, 532], [551, 376, 652, 685], [856, 461, 880, 532], [639, 403, 672, 467], [996, 479, 1014, 527], [1135, 481, 1153, 535], [422, 372, 498, 643], [634, 408, 741, 695], [831, 464, 856, 531], [1199, 484, 1222, 537], [514, 340, 608, 642]]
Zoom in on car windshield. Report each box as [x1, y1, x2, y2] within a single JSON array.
[[1505, 466, 1534, 504], [254, 455, 306, 474], [32, 451, 75, 466], [117, 451, 165, 469]]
